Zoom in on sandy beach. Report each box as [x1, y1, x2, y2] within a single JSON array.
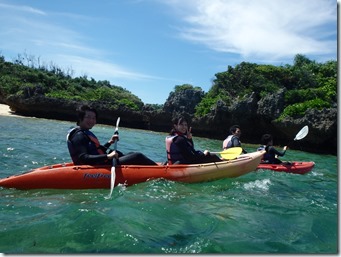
[[0, 104, 18, 116]]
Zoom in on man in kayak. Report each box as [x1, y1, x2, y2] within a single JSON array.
[[222, 125, 247, 154], [257, 134, 287, 164], [67, 105, 157, 165], [165, 116, 223, 164]]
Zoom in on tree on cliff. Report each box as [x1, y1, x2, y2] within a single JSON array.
[[0, 54, 144, 112], [194, 54, 337, 119]]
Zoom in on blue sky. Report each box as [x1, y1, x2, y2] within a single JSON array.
[[0, 0, 337, 104]]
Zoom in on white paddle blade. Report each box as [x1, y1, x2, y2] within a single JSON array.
[[115, 117, 120, 131], [294, 125, 309, 141], [106, 117, 120, 199], [113, 117, 120, 150], [105, 166, 116, 199]]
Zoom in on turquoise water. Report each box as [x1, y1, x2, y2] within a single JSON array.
[[0, 115, 338, 254]]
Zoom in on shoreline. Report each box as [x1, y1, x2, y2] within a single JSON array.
[[0, 103, 15, 116], [0, 104, 336, 156], [0, 104, 23, 117]]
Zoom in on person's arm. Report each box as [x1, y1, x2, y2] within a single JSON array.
[[222, 138, 228, 149], [269, 146, 286, 157], [101, 134, 119, 151], [71, 132, 109, 165], [174, 136, 204, 162]]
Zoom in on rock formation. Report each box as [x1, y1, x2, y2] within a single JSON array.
[[3, 86, 337, 155]]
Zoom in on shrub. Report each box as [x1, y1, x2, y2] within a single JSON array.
[[279, 98, 331, 119], [195, 96, 220, 117]]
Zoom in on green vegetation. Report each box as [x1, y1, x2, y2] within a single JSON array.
[[0, 53, 143, 111], [0, 52, 336, 119], [281, 99, 330, 118], [195, 93, 220, 117], [194, 54, 337, 119], [173, 84, 202, 93]]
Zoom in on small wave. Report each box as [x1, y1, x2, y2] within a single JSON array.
[[243, 178, 271, 191]]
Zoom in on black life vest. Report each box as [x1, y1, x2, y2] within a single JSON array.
[[66, 127, 107, 164]]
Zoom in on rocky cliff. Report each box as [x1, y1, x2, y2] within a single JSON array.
[[3, 87, 337, 155]]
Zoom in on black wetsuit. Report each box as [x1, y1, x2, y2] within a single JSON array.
[[169, 134, 222, 164], [67, 128, 157, 166], [259, 145, 286, 164]]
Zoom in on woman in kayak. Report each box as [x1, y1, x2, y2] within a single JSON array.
[[165, 116, 222, 164], [258, 134, 287, 164], [67, 105, 157, 165]]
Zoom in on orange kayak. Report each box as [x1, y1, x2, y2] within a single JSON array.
[[0, 151, 264, 190], [257, 161, 315, 174]]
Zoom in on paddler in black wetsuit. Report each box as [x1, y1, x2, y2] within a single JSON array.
[[67, 105, 156, 165], [165, 116, 222, 164], [257, 134, 287, 164]]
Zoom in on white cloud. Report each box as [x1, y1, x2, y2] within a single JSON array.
[[53, 55, 165, 81], [164, 0, 336, 61], [0, 1, 163, 82], [0, 0, 336, 104], [0, 4, 89, 54], [0, 2, 46, 15]]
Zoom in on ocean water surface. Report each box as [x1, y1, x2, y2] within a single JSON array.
[[0, 115, 338, 254]]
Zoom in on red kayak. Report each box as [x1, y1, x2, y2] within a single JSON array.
[[257, 161, 315, 174], [0, 151, 264, 190]]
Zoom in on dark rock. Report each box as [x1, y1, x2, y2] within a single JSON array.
[[272, 107, 337, 154], [163, 88, 204, 119], [2, 88, 337, 155], [257, 88, 285, 120]]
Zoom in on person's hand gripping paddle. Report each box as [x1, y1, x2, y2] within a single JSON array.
[[275, 125, 309, 159]]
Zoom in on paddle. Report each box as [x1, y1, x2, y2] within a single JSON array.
[[275, 125, 309, 159], [294, 125, 309, 141], [211, 147, 243, 160], [105, 117, 120, 200], [286, 125, 309, 149]]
